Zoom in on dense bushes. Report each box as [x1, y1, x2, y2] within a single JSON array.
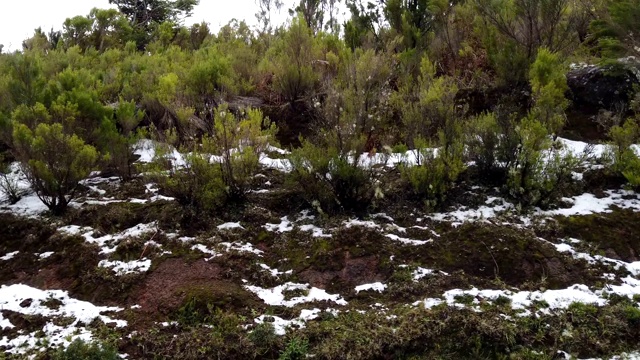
[[0, 0, 637, 216], [151, 105, 277, 220], [287, 48, 391, 214]]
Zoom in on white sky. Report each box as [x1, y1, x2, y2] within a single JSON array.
[[0, 0, 297, 52]]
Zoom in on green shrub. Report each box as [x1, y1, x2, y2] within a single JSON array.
[[400, 133, 464, 209], [211, 104, 277, 200], [101, 99, 144, 181], [262, 14, 318, 103], [151, 105, 276, 218], [505, 117, 584, 208], [528, 48, 569, 136], [608, 118, 640, 186], [395, 56, 465, 208], [156, 149, 226, 220], [249, 322, 280, 357], [279, 337, 309, 360], [12, 122, 99, 215], [289, 139, 384, 214], [52, 339, 118, 360], [288, 49, 390, 214]]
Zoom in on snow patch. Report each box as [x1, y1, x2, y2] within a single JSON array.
[[244, 282, 347, 307], [355, 282, 387, 294]]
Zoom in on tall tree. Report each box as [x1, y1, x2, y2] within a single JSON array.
[[256, 0, 284, 35], [108, 0, 198, 48]]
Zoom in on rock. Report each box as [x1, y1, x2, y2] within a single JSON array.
[[566, 58, 640, 110]]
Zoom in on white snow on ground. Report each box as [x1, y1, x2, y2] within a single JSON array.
[[415, 278, 640, 313], [265, 145, 291, 155], [191, 244, 220, 260], [568, 351, 640, 360], [134, 139, 185, 167], [264, 217, 294, 232], [355, 282, 387, 293], [98, 259, 152, 275], [218, 222, 244, 230], [0, 192, 49, 217], [259, 263, 293, 277], [543, 190, 640, 216], [244, 282, 347, 307], [384, 233, 431, 245], [0, 284, 125, 355], [557, 137, 608, 159], [253, 308, 321, 335], [299, 224, 332, 237], [58, 222, 157, 254], [38, 252, 54, 259], [263, 212, 333, 237], [343, 219, 380, 229], [0, 251, 19, 261], [425, 189, 640, 226], [220, 242, 263, 256], [552, 241, 640, 275], [297, 210, 315, 221], [428, 197, 517, 226], [259, 155, 292, 172], [412, 267, 449, 281]]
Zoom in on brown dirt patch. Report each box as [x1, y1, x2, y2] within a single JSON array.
[[130, 258, 261, 326], [299, 254, 384, 293]]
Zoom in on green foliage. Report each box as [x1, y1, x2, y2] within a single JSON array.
[[588, 0, 640, 58], [608, 118, 640, 186], [395, 56, 465, 207], [263, 14, 318, 103], [211, 105, 277, 199], [152, 145, 226, 221], [279, 337, 309, 360], [288, 139, 383, 214], [102, 100, 145, 180], [151, 105, 276, 219], [506, 117, 583, 208], [109, 0, 199, 48], [400, 131, 464, 209], [12, 122, 99, 215], [186, 48, 234, 101], [52, 339, 119, 360], [288, 49, 391, 214], [249, 322, 280, 356], [475, 0, 576, 83], [529, 48, 569, 136]]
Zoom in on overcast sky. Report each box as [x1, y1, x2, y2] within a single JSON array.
[[0, 0, 297, 52]]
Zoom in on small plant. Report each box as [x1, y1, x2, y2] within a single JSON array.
[[494, 295, 512, 307], [210, 104, 277, 200], [249, 322, 279, 356], [0, 155, 25, 204], [454, 293, 475, 305], [399, 130, 465, 209], [52, 339, 118, 360], [279, 337, 309, 360], [608, 118, 640, 186], [624, 305, 640, 325]]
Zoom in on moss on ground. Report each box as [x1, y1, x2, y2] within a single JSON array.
[[557, 208, 640, 262]]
